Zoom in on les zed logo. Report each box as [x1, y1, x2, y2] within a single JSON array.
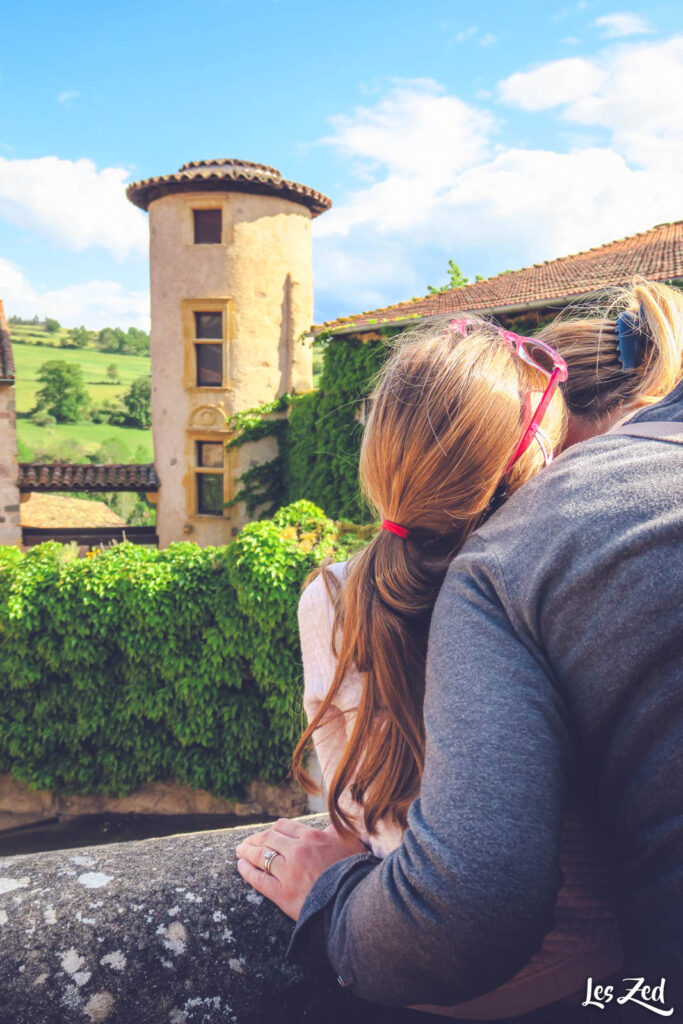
[[583, 977, 673, 1016]]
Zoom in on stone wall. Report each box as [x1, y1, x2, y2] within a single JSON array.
[[0, 814, 354, 1024], [0, 383, 21, 547]]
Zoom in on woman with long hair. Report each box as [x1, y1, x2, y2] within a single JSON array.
[[288, 278, 683, 1017], [235, 278, 683, 1018]]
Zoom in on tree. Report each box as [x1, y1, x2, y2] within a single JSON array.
[[106, 363, 120, 382], [45, 317, 61, 334], [123, 375, 152, 428], [427, 260, 471, 294], [124, 326, 150, 355], [34, 360, 90, 423], [65, 325, 90, 348], [96, 327, 121, 352]]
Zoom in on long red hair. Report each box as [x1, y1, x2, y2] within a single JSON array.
[[291, 315, 566, 838]]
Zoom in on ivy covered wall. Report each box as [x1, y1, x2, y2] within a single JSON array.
[[225, 329, 393, 524]]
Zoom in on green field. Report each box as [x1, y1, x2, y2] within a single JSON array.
[[8, 325, 153, 463], [17, 420, 154, 463], [12, 340, 151, 415]]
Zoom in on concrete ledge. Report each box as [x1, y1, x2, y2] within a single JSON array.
[[0, 813, 350, 1023]]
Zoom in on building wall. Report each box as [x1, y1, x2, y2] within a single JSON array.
[[0, 384, 21, 546], [148, 190, 314, 548]]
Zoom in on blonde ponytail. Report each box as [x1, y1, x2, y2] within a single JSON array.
[[538, 278, 683, 421]]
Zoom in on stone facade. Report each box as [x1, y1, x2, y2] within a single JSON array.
[[0, 302, 20, 548], [129, 164, 329, 549]]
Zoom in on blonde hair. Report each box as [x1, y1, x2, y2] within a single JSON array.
[[538, 277, 683, 423], [292, 315, 566, 838]]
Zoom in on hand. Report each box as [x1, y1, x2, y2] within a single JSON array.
[[235, 818, 368, 921]]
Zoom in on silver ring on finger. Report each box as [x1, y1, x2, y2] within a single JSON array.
[[263, 848, 281, 875]]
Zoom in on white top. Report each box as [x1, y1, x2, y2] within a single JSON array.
[[298, 560, 403, 857]]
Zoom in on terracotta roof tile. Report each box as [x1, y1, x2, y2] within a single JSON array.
[[20, 492, 125, 529], [0, 300, 15, 382], [319, 221, 683, 334], [127, 158, 332, 217], [18, 463, 160, 493]]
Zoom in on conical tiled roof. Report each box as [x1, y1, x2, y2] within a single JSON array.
[[127, 158, 332, 216]]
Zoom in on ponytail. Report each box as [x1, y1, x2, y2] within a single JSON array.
[[538, 278, 683, 421]]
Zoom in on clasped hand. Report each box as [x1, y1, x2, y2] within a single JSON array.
[[235, 818, 367, 920]]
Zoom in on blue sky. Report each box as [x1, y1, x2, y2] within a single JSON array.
[[0, 0, 681, 328]]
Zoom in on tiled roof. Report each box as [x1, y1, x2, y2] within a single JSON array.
[[318, 220, 683, 334], [127, 159, 332, 217], [18, 463, 160, 493], [20, 493, 125, 529], [0, 300, 15, 382]]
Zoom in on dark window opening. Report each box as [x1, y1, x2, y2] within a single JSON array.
[[195, 344, 223, 387], [195, 311, 223, 339], [193, 209, 222, 244], [197, 474, 224, 516], [196, 441, 224, 468]]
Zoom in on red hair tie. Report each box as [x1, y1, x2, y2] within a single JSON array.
[[381, 519, 410, 539]]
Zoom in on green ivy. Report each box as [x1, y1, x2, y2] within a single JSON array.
[[222, 329, 396, 523], [0, 500, 367, 799]]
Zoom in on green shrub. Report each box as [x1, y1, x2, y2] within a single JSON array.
[[0, 500, 360, 799]]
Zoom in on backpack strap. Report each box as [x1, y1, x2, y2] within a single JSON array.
[[609, 421, 683, 445]]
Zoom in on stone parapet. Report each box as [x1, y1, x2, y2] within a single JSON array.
[[0, 814, 355, 1023]]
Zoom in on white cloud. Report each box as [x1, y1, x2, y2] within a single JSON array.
[[0, 157, 147, 260], [498, 58, 606, 111], [499, 36, 683, 170], [322, 79, 494, 181], [455, 26, 478, 43], [480, 33, 497, 48], [312, 57, 682, 319], [595, 12, 654, 38], [0, 258, 150, 330], [57, 90, 80, 105]]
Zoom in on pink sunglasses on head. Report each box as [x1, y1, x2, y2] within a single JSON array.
[[448, 320, 569, 472]]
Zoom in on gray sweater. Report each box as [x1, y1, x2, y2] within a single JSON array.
[[287, 382, 683, 1010]]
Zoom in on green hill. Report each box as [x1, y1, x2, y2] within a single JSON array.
[[12, 341, 150, 415], [9, 321, 152, 465]]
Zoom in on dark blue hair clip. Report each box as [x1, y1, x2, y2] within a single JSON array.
[[615, 309, 646, 370]]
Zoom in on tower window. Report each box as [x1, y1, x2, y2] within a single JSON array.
[[193, 209, 222, 244], [195, 311, 223, 339], [197, 474, 224, 516], [195, 440, 225, 516], [195, 344, 223, 387], [196, 441, 224, 468]]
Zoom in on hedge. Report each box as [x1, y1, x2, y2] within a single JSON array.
[[0, 501, 369, 800]]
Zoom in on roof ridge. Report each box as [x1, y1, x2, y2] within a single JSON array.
[[317, 220, 683, 332]]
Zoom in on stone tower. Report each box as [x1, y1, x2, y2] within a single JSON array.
[[127, 159, 331, 548], [0, 300, 21, 546]]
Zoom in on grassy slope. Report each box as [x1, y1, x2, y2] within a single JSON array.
[[12, 340, 151, 414], [10, 324, 152, 462], [18, 421, 154, 462]]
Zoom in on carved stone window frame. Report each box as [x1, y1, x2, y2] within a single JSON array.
[[181, 298, 233, 393]]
